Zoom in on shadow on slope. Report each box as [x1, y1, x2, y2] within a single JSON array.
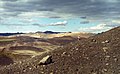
[[0, 54, 13, 66]]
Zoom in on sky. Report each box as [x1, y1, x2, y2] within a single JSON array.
[[0, 0, 120, 33]]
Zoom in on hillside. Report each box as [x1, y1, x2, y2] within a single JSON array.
[[19, 32, 94, 39], [0, 27, 119, 74], [0, 32, 91, 67]]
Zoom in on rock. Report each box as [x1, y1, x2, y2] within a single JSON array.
[[50, 72, 53, 74], [91, 72, 97, 74], [103, 69, 107, 72], [76, 48, 79, 50], [101, 40, 110, 44], [105, 55, 110, 58], [38, 55, 52, 65], [105, 63, 109, 66], [29, 67, 32, 70], [114, 58, 118, 62], [91, 39, 96, 42], [105, 40, 109, 43], [62, 52, 66, 55], [101, 41, 105, 44], [103, 47, 108, 52], [40, 71, 44, 74], [23, 69, 26, 72]]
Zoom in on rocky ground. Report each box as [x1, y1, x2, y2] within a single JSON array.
[[0, 27, 119, 74]]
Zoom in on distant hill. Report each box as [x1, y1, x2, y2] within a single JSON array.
[[22, 32, 94, 39], [43, 31, 62, 34], [0, 31, 93, 39], [0, 33, 24, 36], [0, 31, 67, 36]]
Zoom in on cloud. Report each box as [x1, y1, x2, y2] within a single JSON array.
[[112, 20, 120, 24], [32, 21, 67, 27], [49, 21, 67, 26], [0, 0, 120, 31], [79, 23, 120, 33], [1, 0, 120, 20], [19, 18, 37, 23]]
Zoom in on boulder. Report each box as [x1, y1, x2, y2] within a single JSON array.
[[38, 55, 52, 65]]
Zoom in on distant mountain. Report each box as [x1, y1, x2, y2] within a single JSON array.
[[0, 33, 24, 36], [44, 31, 61, 34], [36, 31, 68, 34], [0, 31, 70, 36]]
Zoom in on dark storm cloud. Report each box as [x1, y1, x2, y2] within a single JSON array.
[[1, 0, 120, 21]]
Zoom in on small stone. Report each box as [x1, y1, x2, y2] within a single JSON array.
[[106, 63, 109, 66], [103, 47, 108, 50], [29, 67, 32, 70], [105, 40, 109, 43], [25, 65, 29, 68], [105, 55, 110, 61], [103, 47, 108, 52], [101, 41, 105, 43], [92, 39, 96, 42], [113, 56, 116, 58], [16, 72, 20, 74], [41, 72, 44, 74], [68, 54, 70, 57], [19, 61, 22, 64], [105, 55, 110, 58], [42, 65, 45, 67], [50, 72, 53, 74], [92, 72, 97, 74], [62, 52, 66, 55], [23, 69, 26, 72], [103, 69, 107, 72], [114, 58, 118, 62], [76, 48, 79, 50], [102, 40, 110, 43], [85, 57, 89, 59]]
